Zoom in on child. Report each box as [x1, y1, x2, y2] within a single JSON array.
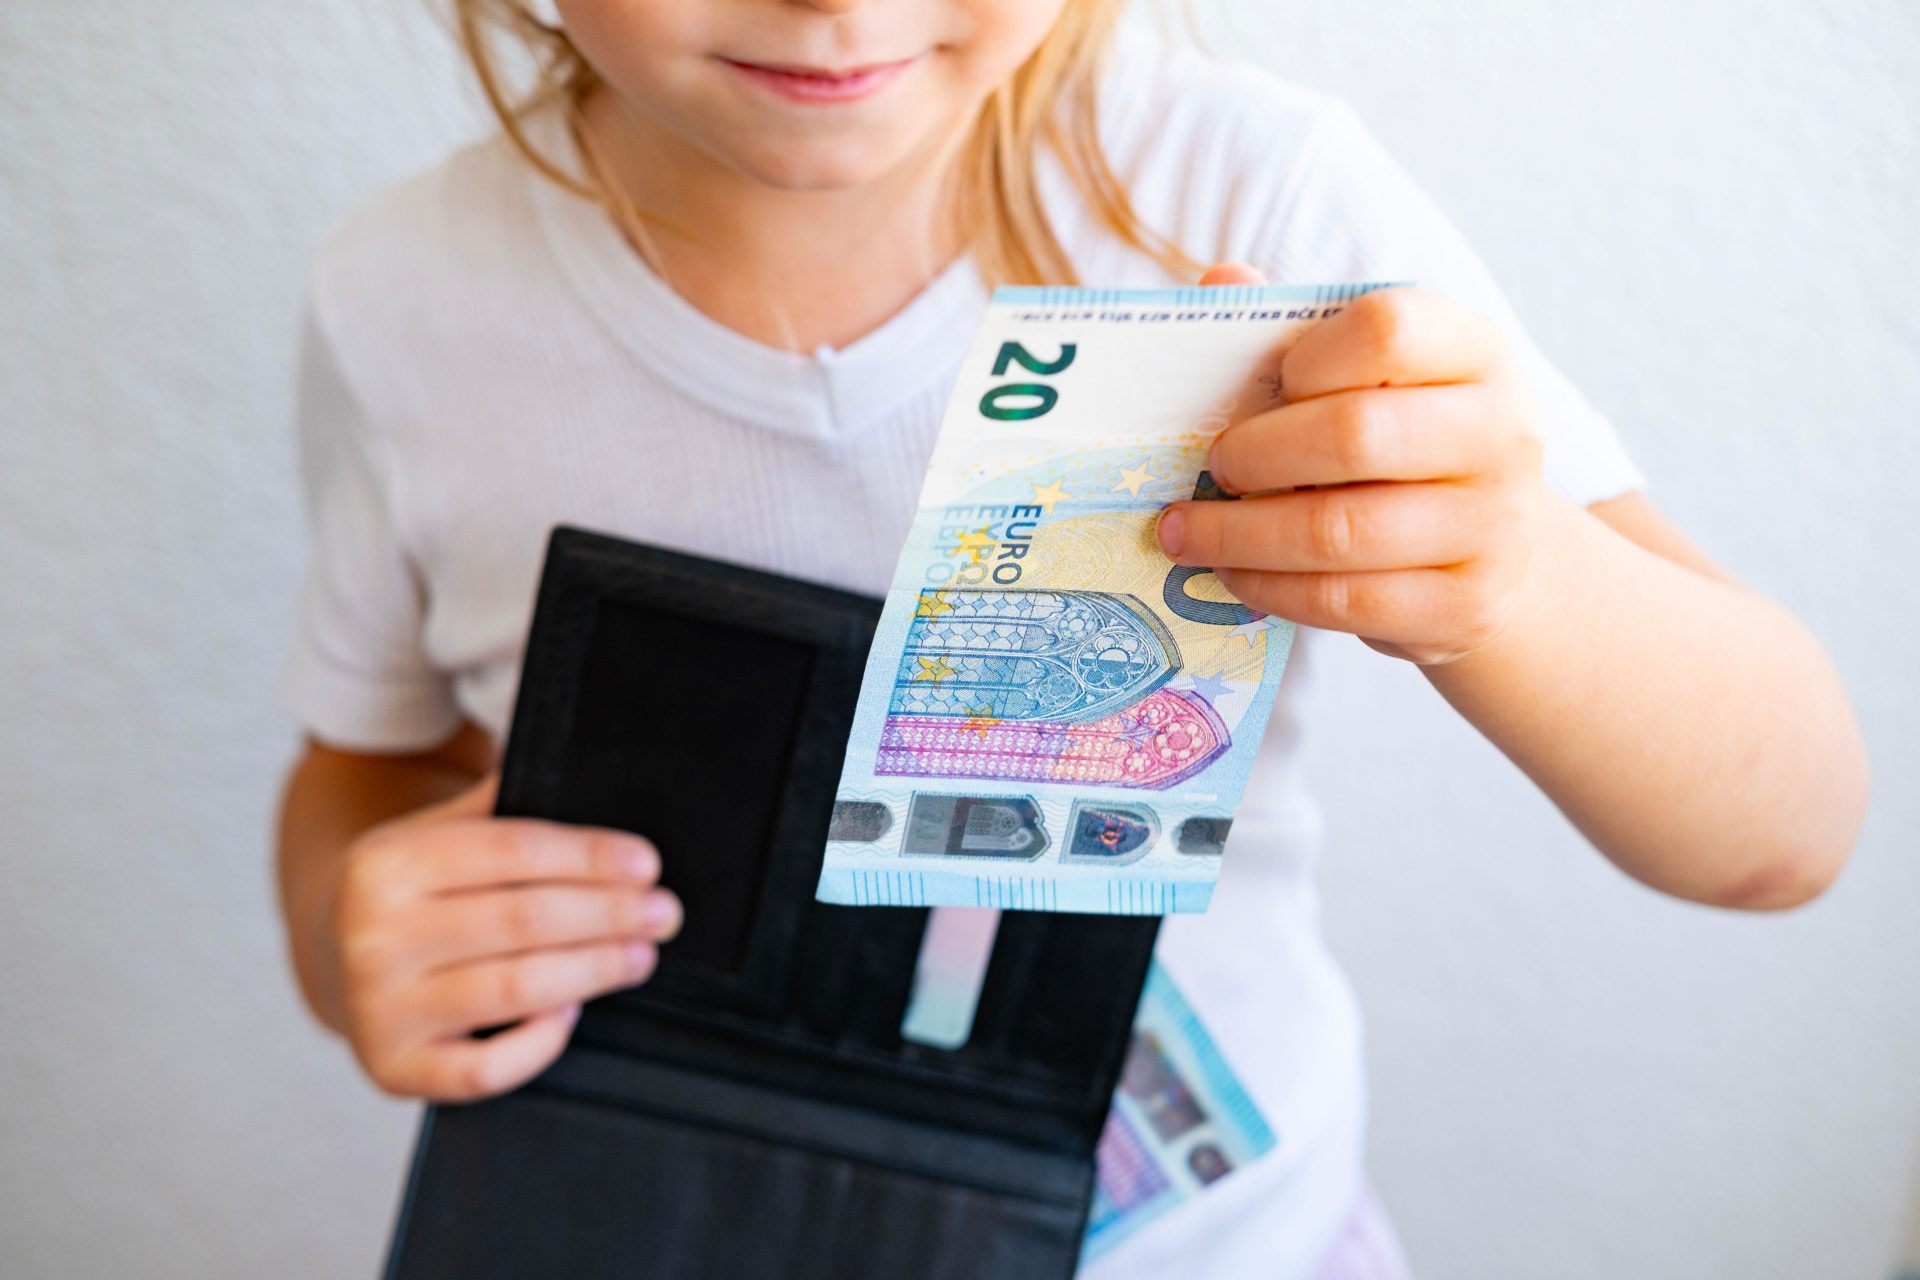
[[273, 2, 1869, 1276]]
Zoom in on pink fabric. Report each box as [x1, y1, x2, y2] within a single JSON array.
[[1309, 1185, 1416, 1280]]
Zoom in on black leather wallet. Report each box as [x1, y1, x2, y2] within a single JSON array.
[[383, 526, 1160, 1280]]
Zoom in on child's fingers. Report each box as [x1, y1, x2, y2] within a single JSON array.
[[1197, 260, 1268, 286], [1158, 481, 1494, 574], [1280, 287, 1508, 401], [387, 1004, 581, 1102], [1213, 564, 1485, 643], [407, 938, 658, 1040], [399, 883, 683, 972], [1209, 384, 1525, 494], [390, 820, 661, 896]]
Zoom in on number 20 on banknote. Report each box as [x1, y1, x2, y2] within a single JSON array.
[[819, 283, 1407, 916]]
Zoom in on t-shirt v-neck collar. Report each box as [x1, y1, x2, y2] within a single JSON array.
[[523, 107, 988, 441]]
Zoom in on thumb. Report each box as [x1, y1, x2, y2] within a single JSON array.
[[1197, 260, 1268, 287]]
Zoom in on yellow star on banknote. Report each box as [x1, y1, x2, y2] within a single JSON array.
[[950, 526, 994, 564], [915, 656, 958, 685], [1029, 477, 1070, 513], [914, 590, 954, 619], [960, 705, 1002, 740], [1114, 462, 1157, 496]]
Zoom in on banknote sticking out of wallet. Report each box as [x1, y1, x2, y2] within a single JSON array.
[[383, 526, 1160, 1280]]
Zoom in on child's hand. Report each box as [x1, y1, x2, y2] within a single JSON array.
[[330, 774, 681, 1101], [1158, 264, 1548, 666]]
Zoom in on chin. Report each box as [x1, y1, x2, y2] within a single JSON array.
[[726, 136, 917, 192]]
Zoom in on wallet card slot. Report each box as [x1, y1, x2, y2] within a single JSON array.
[[787, 902, 930, 1043], [574, 1003, 1093, 1152], [536, 1044, 1091, 1207], [500, 529, 886, 1021], [962, 912, 1158, 1102], [392, 1082, 1090, 1280], [564, 596, 814, 981]]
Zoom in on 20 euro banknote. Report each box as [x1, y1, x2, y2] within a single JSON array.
[[818, 282, 1406, 915]]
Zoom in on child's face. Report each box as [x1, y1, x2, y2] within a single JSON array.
[[556, 0, 1072, 190]]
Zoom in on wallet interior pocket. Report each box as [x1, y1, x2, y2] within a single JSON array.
[[391, 1046, 1094, 1280], [498, 530, 888, 1017]]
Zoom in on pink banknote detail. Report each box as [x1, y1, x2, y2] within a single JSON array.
[[875, 687, 1229, 790]]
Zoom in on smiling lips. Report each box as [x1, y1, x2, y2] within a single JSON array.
[[721, 55, 919, 103]]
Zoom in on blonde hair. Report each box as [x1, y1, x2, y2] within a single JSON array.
[[451, 0, 1206, 290]]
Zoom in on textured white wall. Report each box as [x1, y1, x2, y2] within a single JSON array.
[[1, 2, 1915, 1278]]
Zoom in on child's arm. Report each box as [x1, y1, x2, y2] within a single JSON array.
[[275, 723, 683, 1099], [1419, 486, 1864, 910], [1162, 267, 1868, 910]]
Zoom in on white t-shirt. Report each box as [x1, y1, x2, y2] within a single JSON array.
[[282, 20, 1645, 1278]]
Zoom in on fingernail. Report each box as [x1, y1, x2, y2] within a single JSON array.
[[626, 940, 656, 972], [624, 841, 659, 880], [643, 891, 682, 936], [1156, 507, 1185, 557], [1205, 442, 1231, 494]]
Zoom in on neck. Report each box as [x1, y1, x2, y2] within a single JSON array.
[[574, 84, 972, 329]]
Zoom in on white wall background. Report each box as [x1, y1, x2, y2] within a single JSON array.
[[3, 1, 1916, 1277]]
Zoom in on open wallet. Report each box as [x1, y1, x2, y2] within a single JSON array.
[[383, 526, 1161, 1280]]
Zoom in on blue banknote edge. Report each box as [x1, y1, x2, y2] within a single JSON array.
[[1080, 962, 1280, 1265], [817, 866, 1220, 914]]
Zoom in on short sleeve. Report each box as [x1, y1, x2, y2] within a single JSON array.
[[1242, 94, 1649, 506], [278, 289, 463, 752]]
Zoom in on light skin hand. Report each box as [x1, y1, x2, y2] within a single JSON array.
[[1170, 262, 1869, 910], [327, 772, 683, 1101], [1158, 266, 1545, 667]]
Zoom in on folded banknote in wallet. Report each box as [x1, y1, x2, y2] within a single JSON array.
[[821, 282, 1408, 915]]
